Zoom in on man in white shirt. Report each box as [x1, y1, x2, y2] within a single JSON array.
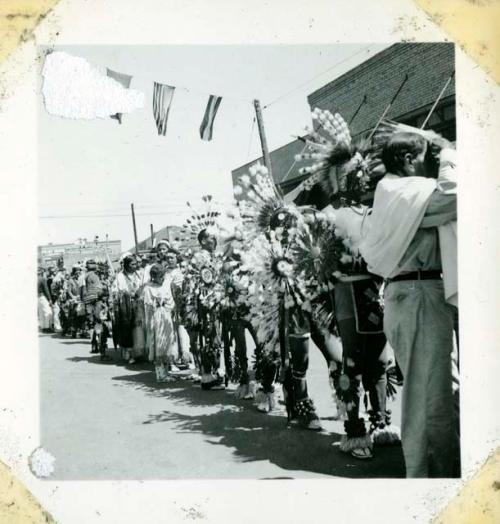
[[360, 131, 459, 478]]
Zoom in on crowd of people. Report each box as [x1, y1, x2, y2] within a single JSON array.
[[37, 261, 113, 340], [38, 109, 459, 478]]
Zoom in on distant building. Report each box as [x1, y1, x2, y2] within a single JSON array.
[[128, 225, 198, 254], [232, 43, 455, 203], [38, 239, 121, 268]]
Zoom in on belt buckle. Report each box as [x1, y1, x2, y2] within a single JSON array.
[[416, 269, 422, 280]]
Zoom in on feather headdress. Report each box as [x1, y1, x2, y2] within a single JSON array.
[[235, 163, 303, 243], [178, 195, 222, 245], [292, 108, 376, 204], [372, 119, 443, 148], [290, 211, 357, 330], [242, 233, 310, 356]]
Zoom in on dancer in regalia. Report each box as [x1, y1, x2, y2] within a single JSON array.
[[219, 224, 259, 400], [291, 108, 400, 457], [178, 196, 226, 390], [236, 165, 332, 427], [80, 260, 102, 351]]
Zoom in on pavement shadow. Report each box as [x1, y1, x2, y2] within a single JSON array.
[[66, 355, 117, 365], [111, 372, 239, 408], [65, 350, 152, 370], [112, 372, 405, 478], [58, 339, 91, 345], [142, 407, 405, 478]]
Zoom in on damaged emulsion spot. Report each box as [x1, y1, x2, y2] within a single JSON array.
[[28, 447, 55, 478], [41, 51, 145, 119]]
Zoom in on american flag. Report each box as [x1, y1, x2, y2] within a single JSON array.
[[152, 82, 176, 136], [200, 95, 222, 141]]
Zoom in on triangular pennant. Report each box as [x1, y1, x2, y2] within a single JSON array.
[[106, 68, 132, 124]]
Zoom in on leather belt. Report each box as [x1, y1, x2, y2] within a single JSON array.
[[387, 270, 442, 283]]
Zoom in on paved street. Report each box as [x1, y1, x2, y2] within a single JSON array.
[[40, 333, 404, 480]]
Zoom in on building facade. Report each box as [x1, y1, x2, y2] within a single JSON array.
[[128, 225, 180, 253], [232, 43, 455, 201], [38, 239, 121, 268]]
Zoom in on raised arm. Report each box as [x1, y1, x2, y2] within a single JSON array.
[[420, 148, 457, 228]]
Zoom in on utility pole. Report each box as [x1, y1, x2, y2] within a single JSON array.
[[253, 99, 273, 178], [131, 203, 139, 254], [150, 224, 154, 248]]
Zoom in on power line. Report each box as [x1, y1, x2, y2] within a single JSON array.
[[246, 116, 256, 161], [262, 45, 374, 110], [39, 210, 189, 219], [280, 143, 308, 185]]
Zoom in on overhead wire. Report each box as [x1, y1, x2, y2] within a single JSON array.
[[263, 45, 377, 187], [262, 45, 374, 110], [39, 210, 189, 219], [41, 46, 383, 226], [245, 116, 256, 161]]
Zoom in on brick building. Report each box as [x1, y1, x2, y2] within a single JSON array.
[[232, 43, 455, 202]]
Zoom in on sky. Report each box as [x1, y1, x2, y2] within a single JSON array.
[[38, 44, 389, 250]]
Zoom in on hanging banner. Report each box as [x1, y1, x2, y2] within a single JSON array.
[[200, 95, 222, 141], [153, 82, 176, 136], [106, 68, 133, 124]]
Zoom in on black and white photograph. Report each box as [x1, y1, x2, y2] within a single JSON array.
[[37, 42, 459, 480], [1, 1, 499, 522]]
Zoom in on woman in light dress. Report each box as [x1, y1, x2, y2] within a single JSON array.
[[143, 264, 177, 382]]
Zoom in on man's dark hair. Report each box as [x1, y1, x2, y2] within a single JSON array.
[[381, 132, 427, 174], [197, 228, 209, 244], [122, 256, 134, 271]]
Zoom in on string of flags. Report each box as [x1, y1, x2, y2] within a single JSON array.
[[114, 72, 223, 141], [42, 51, 228, 141], [112, 70, 225, 139], [42, 48, 383, 141]]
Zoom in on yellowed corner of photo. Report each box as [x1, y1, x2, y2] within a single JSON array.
[[0, 461, 55, 524], [413, 0, 500, 84], [433, 447, 500, 524], [0, 0, 61, 65]]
